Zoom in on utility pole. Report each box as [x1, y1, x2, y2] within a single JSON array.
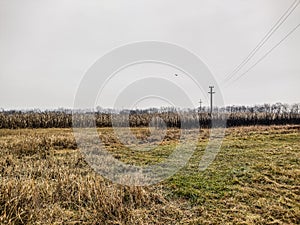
[[208, 86, 215, 115], [199, 99, 202, 112], [198, 99, 203, 131]]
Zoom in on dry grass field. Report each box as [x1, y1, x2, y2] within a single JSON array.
[[0, 125, 299, 224]]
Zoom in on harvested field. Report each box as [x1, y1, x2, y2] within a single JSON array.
[[0, 125, 299, 224]]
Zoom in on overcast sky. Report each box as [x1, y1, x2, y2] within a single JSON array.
[[0, 0, 299, 110]]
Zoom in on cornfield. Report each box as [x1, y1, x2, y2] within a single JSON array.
[[0, 103, 299, 129]]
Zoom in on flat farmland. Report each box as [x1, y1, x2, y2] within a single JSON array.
[[0, 125, 299, 224]]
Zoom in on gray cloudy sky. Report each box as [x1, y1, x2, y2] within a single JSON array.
[[0, 0, 299, 110]]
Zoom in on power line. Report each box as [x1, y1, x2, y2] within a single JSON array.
[[229, 23, 300, 84], [224, 0, 300, 83], [224, 0, 299, 82]]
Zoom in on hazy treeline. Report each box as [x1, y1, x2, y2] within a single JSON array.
[[0, 103, 299, 129]]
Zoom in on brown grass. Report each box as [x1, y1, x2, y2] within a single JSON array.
[[0, 125, 299, 224]]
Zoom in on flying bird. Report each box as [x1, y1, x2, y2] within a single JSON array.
[[174, 74, 179, 76]]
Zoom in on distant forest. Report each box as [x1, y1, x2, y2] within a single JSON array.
[[0, 103, 299, 129]]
